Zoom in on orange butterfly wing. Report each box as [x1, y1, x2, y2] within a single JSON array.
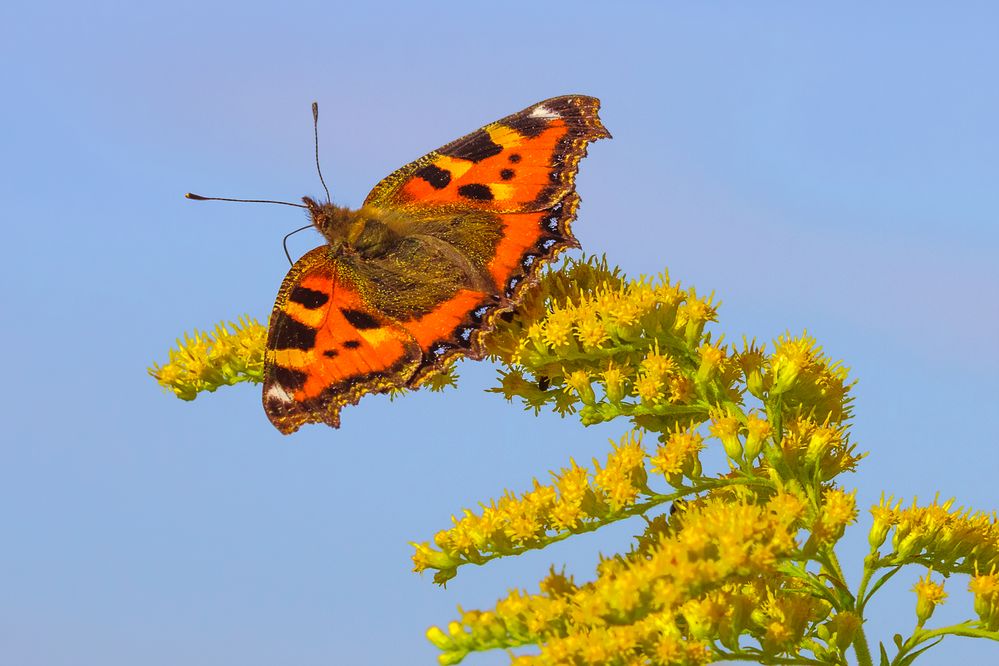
[[365, 95, 610, 214], [263, 247, 423, 434], [366, 95, 610, 378]]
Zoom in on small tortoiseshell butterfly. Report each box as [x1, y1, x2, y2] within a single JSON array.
[[194, 96, 609, 434]]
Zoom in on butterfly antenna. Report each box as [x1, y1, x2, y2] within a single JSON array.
[[282, 223, 313, 266], [312, 102, 332, 204], [185, 193, 307, 209]]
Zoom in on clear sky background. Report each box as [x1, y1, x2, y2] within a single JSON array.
[[2, 2, 997, 664]]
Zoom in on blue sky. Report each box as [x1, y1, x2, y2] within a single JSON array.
[[2, 2, 997, 664]]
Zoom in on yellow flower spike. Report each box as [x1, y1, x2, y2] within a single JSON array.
[[634, 371, 666, 404], [651, 427, 705, 486], [814, 488, 858, 545], [575, 309, 610, 351], [869, 494, 900, 550], [564, 370, 597, 405], [425, 625, 454, 650], [736, 339, 767, 398], [744, 411, 771, 461], [654, 633, 685, 664], [667, 374, 694, 404], [680, 596, 725, 640], [412, 541, 461, 574], [150, 316, 266, 400], [768, 490, 808, 528], [826, 610, 861, 653], [676, 292, 717, 346], [695, 341, 725, 384], [641, 346, 678, 379], [769, 332, 818, 394], [913, 571, 947, 627], [969, 572, 999, 630], [494, 369, 536, 402], [602, 363, 628, 405], [804, 423, 839, 465], [709, 410, 743, 461], [593, 432, 648, 511], [541, 306, 577, 350], [717, 589, 755, 650]]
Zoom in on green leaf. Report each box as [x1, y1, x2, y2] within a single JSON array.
[[898, 638, 944, 666]]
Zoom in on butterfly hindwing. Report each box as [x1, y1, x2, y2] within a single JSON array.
[[263, 247, 423, 433]]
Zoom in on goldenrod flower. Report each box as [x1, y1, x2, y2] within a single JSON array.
[[601, 363, 627, 404], [969, 571, 999, 630], [743, 411, 771, 461], [709, 409, 742, 461], [414, 432, 660, 579], [149, 316, 265, 399], [869, 494, 901, 550], [812, 488, 858, 545], [879, 496, 999, 575], [650, 427, 704, 486], [429, 494, 799, 664], [912, 571, 947, 626]]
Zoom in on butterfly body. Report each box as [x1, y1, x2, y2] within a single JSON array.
[[262, 96, 609, 434]]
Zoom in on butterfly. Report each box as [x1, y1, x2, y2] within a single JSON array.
[[199, 96, 609, 434]]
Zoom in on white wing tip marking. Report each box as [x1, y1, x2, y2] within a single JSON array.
[[530, 105, 559, 119], [266, 384, 295, 405]]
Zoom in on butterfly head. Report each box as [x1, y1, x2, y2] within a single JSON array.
[[303, 196, 355, 249]]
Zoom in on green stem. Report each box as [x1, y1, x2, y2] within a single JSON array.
[[711, 647, 827, 665], [853, 624, 875, 666], [892, 622, 999, 665], [855, 559, 876, 612]]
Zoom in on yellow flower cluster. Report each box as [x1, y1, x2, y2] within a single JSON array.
[[869, 495, 999, 575], [427, 494, 804, 665], [148, 317, 266, 400], [737, 334, 853, 426], [773, 416, 863, 483], [413, 432, 667, 584], [487, 257, 736, 432]]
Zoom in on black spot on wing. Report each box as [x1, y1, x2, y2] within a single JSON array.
[[343, 339, 361, 349], [289, 286, 329, 309], [440, 129, 503, 162], [323, 349, 339, 358], [273, 365, 307, 391], [508, 153, 522, 163], [271, 311, 317, 351], [415, 164, 451, 189], [458, 184, 493, 201], [340, 309, 380, 330], [500, 168, 515, 181]]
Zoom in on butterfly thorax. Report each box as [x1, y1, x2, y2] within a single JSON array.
[[303, 197, 402, 258]]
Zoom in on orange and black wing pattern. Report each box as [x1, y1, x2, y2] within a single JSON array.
[[366, 95, 610, 377], [262, 247, 423, 434], [264, 96, 608, 433], [365, 95, 610, 214]]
